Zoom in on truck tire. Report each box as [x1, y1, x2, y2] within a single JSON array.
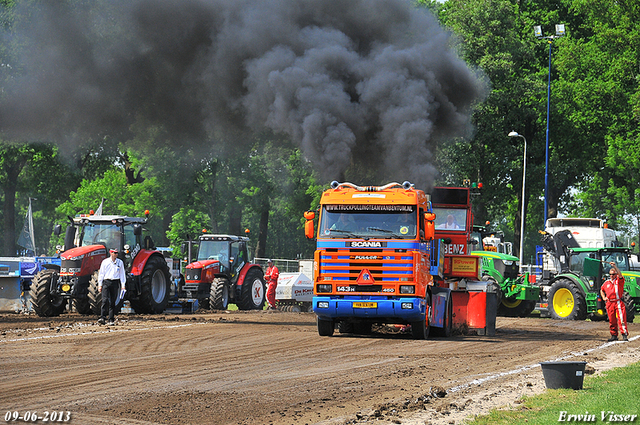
[[411, 295, 430, 340], [338, 321, 354, 334], [29, 269, 67, 317], [131, 256, 171, 314], [317, 318, 334, 336], [210, 278, 230, 310], [88, 272, 123, 316], [75, 297, 92, 315], [498, 298, 536, 318], [236, 268, 266, 310], [623, 292, 635, 323], [548, 278, 587, 320]]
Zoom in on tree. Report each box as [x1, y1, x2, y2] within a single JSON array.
[[0, 142, 32, 255], [436, 0, 541, 259]]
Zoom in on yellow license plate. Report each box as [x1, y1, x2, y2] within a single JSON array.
[[353, 302, 377, 308]]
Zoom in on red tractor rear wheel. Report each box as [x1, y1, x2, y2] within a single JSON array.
[[130, 255, 171, 314], [237, 267, 266, 310]]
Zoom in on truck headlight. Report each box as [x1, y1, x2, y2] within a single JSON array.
[[317, 284, 332, 293], [317, 301, 329, 308], [400, 285, 415, 294]]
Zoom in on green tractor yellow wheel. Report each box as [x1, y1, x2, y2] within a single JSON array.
[[502, 298, 522, 309], [498, 297, 536, 318], [548, 278, 587, 320], [553, 288, 574, 317]]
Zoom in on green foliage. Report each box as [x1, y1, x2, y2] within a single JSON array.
[[52, 168, 166, 251], [165, 208, 210, 258]]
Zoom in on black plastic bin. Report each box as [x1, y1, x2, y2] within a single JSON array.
[[540, 361, 587, 390]]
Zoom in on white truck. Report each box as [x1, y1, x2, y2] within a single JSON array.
[[545, 218, 617, 248], [542, 218, 618, 273], [258, 258, 314, 311]]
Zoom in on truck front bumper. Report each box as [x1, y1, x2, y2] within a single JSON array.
[[313, 295, 427, 323]]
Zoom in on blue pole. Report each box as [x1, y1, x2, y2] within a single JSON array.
[[544, 40, 552, 225]]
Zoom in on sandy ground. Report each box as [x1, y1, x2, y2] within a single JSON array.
[[0, 310, 638, 425]]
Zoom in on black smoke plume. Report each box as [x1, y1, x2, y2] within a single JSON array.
[[0, 0, 486, 188]]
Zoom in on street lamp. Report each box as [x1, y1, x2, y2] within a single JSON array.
[[534, 24, 565, 225], [509, 131, 527, 271]]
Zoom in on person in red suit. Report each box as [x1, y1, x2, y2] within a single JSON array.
[[264, 259, 279, 310], [600, 262, 629, 342]]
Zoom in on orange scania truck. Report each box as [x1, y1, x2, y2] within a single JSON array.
[[303, 181, 495, 339]]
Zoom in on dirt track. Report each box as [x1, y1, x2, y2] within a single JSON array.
[[1, 310, 638, 425]]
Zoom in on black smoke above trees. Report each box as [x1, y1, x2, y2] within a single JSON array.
[[0, 0, 486, 189]]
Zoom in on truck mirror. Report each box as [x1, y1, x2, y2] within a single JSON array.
[[53, 224, 62, 236], [304, 211, 315, 220], [305, 220, 315, 239], [424, 212, 436, 221], [424, 220, 435, 241], [133, 223, 142, 236]]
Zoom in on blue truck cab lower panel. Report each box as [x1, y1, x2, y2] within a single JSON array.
[[313, 295, 427, 324]]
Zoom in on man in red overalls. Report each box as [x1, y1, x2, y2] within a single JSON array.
[[600, 262, 629, 342], [265, 259, 279, 310]]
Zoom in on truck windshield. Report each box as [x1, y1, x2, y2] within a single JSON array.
[[197, 240, 230, 268], [80, 223, 121, 249], [433, 208, 466, 231], [319, 205, 417, 239]]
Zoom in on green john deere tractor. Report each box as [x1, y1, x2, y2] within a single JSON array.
[[470, 251, 540, 317], [538, 230, 637, 322]]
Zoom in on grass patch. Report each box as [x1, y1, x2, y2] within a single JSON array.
[[468, 361, 640, 424]]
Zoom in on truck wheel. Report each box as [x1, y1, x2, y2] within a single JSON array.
[[338, 321, 353, 334], [88, 272, 123, 316], [210, 278, 230, 310], [198, 298, 210, 310], [289, 304, 302, 313], [131, 255, 171, 314], [498, 298, 536, 318], [75, 298, 92, 315], [431, 295, 452, 337], [29, 269, 66, 317], [623, 292, 635, 323], [411, 295, 430, 340], [237, 267, 266, 310], [317, 318, 334, 336], [548, 278, 587, 320]]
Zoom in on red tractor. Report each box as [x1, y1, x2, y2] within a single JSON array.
[[180, 234, 266, 310], [29, 213, 172, 317]]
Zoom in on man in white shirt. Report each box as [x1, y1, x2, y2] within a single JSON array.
[[97, 248, 126, 325]]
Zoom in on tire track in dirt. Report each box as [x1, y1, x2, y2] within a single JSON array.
[[1, 312, 636, 425]]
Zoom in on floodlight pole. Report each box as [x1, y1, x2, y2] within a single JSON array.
[[536, 24, 565, 226], [544, 40, 552, 226], [509, 132, 527, 271]]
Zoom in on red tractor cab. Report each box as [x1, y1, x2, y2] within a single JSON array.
[[181, 234, 266, 310]]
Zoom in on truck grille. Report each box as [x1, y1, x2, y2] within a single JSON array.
[[319, 249, 414, 282]]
